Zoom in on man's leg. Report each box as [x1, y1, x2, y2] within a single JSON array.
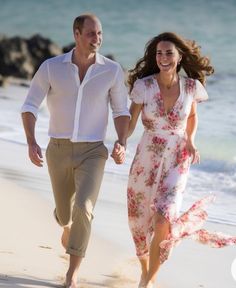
[[61, 226, 71, 249], [65, 255, 82, 288], [66, 142, 108, 287], [46, 138, 77, 285], [46, 139, 75, 229]]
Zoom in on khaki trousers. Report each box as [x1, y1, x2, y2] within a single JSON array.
[[46, 138, 108, 257]]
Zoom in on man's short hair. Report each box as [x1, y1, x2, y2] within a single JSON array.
[[73, 14, 99, 33]]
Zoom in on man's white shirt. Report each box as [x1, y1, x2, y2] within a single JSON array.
[[21, 49, 130, 142]]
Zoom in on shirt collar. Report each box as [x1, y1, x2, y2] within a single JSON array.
[[63, 48, 105, 65], [96, 53, 105, 65], [62, 49, 74, 63]]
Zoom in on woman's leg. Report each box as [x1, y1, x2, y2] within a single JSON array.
[[138, 256, 149, 287], [127, 189, 150, 286], [145, 213, 170, 286]]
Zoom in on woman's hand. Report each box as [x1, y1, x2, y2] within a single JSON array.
[[186, 138, 200, 164]]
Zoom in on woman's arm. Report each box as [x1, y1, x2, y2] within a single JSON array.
[[128, 102, 143, 137], [186, 101, 200, 164]]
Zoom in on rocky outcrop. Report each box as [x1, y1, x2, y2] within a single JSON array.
[[0, 34, 62, 79], [0, 36, 33, 79], [27, 34, 62, 71]]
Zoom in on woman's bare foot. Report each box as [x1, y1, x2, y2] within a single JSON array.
[[138, 273, 147, 288], [145, 281, 154, 288], [61, 226, 70, 250]]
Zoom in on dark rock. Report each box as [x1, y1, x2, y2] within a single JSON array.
[[0, 74, 5, 86], [0, 36, 34, 78], [27, 34, 62, 72], [0, 34, 6, 41], [0, 34, 62, 79], [105, 54, 116, 61], [62, 43, 75, 53]]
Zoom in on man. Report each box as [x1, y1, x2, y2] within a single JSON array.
[[21, 14, 129, 288]]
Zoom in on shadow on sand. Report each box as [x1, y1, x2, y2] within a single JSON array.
[[0, 274, 63, 288]]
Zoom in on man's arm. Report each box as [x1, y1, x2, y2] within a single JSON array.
[[21, 60, 51, 167], [111, 115, 129, 164], [22, 112, 43, 167], [109, 64, 130, 164], [114, 115, 130, 146]]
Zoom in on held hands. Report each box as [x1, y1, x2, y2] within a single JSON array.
[[186, 138, 200, 164], [111, 140, 126, 164], [28, 142, 43, 167]]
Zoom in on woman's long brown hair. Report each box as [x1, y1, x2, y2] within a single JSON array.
[[128, 32, 214, 92]]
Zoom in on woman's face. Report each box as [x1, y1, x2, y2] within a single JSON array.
[[156, 41, 182, 74]]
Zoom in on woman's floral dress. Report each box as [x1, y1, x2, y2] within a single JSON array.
[[127, 75, 236, 263]]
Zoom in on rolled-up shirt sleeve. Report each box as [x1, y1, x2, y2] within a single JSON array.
[[109, 64, 130, 119], [21, 60, 50, 119]]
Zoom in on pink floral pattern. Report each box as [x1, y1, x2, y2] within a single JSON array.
[[159, 195, 236, 263], [143, 118, 156, 132], [184, 77, 196, 94], [128, 187, 145, 218], [128, 75, 236, 263]]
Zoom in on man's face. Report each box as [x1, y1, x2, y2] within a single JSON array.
[[74, 18, 103, 54]]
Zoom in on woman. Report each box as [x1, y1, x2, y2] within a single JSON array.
[[127, 32, 235, 288]]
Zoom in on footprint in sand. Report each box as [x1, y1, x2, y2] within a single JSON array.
[[38, 245, 52, 249], [0, 250, 14, 254]]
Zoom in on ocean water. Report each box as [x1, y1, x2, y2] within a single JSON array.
[[0, 0, 236, 226]]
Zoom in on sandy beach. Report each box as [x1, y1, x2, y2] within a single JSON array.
[[0, 138, 235, 288]]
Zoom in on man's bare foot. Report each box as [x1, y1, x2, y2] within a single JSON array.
[[65, 273, 78, 288], [66, 281, 77, 288], [63, 280, 77, 288], [61, 226, 70, 250]]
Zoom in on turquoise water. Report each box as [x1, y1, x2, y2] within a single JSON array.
[[1, 0, 236, 72]]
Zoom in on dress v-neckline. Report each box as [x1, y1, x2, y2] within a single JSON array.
[[153, 74, 182, 115]]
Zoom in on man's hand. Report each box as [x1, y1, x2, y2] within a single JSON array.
[[28, 142, 43, 167], [111, 141, 126, 164]]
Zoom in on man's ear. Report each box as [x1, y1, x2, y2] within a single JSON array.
[[74, 28, 81, 37]]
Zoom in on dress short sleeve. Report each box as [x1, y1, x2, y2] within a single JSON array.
[[129, 79, 145, 104], [194, 79, 208, 103]]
